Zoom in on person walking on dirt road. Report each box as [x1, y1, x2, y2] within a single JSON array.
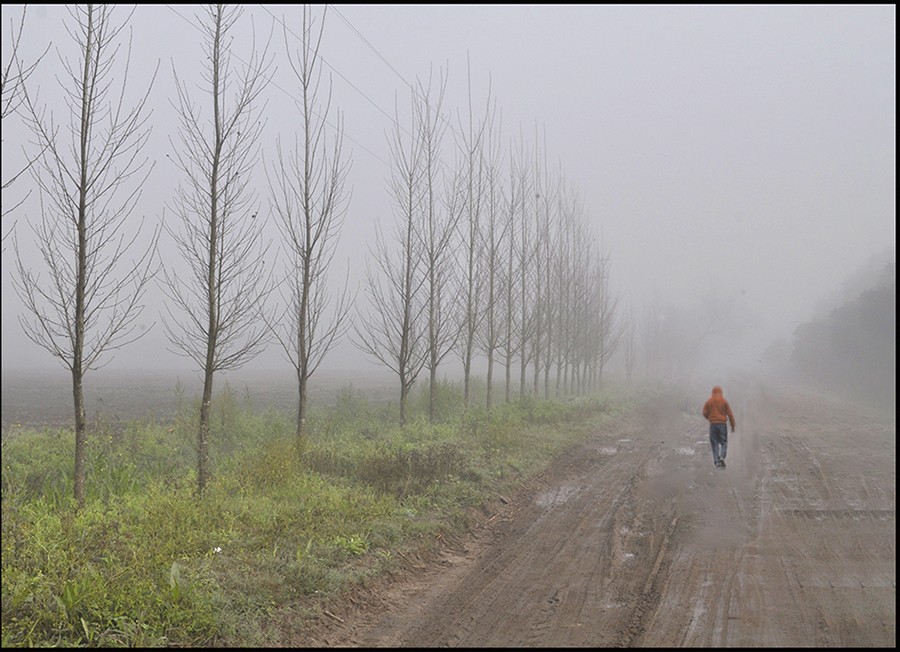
[[703, 385, 736, 469]]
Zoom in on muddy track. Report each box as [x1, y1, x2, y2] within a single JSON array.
[[298, 382, 895, 647]]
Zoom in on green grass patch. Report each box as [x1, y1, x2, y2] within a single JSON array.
[[2, 379, 633, 647]]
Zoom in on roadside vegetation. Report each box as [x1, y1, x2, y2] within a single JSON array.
[[1, 380, 631, 647]]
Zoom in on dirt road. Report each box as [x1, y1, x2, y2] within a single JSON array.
[[301, 381, 896, 647]]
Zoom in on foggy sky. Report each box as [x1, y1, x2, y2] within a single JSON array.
[[1, 4, 895, 378]]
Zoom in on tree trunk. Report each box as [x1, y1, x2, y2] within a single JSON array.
[[400, 377, 409, 425], [463, 351, 472, 409], [198, 368, 214, 495], [296, 371, 308, 451], [429, 364, 437, 422], [72, 368, 87, 508], [486, 350, 494, 410], [519, 354, 528, 399]]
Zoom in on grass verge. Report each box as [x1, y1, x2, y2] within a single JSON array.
[[1, 380, 633, 647]]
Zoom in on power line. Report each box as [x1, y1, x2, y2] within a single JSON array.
[[268, 3, 477, 177], [258, 4, 402, 130], [165, 4, 547, 185], [163, 4, 391, 167], [273, 3, 464, 159], [328, 4, 414, 93], [325, 4, 483, 167]]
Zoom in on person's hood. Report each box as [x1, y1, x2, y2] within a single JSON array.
[[711, 385, 723, 396]]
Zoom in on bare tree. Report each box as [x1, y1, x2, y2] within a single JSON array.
[[476, 97, 506, 410], [623, 302, 638, 385], [511, 130, 536, 398], [2, 5, 49, 232], [266, 5, 352, 448], [641, 297, 664, 381], [415, 67, 461, 422], [587, 246, 622, 391], [565, 192, 597, 395], [529, 129, 547, 396], [536, 156, 561, 399], [454, 59, 490, 409], [640, 292, 740, 382], [498, 143, 522, 403], [12, 4, 158, 508], [552, 178, 578, 395], [354, 92, 427, 425], [161, 4, 273, 495]]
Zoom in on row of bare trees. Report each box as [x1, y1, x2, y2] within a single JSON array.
[[154, 4, 355, 493], [4, 5, 351, 502], [3, 5, 623, 505], [354, 65, 625, 424]]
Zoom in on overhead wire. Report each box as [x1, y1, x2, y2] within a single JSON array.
[[327, 4, 480, 150], [258, 3, 401, 130], [164, 4, 552, 186], [325, 4, 500, 175], [163, 3, 391, 167]]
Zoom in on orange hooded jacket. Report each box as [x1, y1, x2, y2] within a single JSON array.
[[703, 386, 736, 429]]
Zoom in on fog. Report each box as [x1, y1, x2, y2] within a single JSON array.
[[1, 4, 895, 389]]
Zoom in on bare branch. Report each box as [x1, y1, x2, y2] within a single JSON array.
[[353, 89, 428, 424], [160, 4, 274, 494], [2, 5, 51, 232], [11, 5, 159, 507], [264, 4, 354, 442]]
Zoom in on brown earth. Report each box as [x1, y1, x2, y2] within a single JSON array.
[[293, 380, 895, 647]]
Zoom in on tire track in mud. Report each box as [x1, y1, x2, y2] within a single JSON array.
[[755, 414, 896, 647], [632, 444, 757, 647], [298, 384, 894, 648], [399, 436, 671, 647], [336, 397, 692, 648], [614, 512, 680, 647], [613, 382, 894, 648]]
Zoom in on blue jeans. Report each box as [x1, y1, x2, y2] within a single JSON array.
[[709, 423, 728, 466]]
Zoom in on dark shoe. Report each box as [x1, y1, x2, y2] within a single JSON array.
[[719, 460, 726, 469]]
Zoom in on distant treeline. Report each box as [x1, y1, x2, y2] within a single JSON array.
[[790, 259, 895, 410]]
